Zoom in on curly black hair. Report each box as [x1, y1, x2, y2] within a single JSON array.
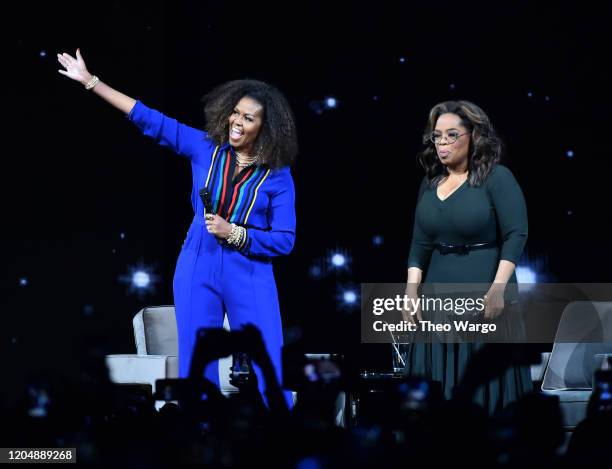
[[418, 100, 503, 187], [201, 79, 298, 169]]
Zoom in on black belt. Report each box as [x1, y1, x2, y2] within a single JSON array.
[[434, 242, 498, 255]]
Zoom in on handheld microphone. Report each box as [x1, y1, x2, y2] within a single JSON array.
[[199, 187, 223, 244], [199, 187, 213, 215]]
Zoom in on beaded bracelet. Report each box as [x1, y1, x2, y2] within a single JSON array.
[[226, 223, 246, 248], [84, 75, 99, 90]]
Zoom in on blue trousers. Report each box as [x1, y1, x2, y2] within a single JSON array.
[[173, 216, 292, 407]]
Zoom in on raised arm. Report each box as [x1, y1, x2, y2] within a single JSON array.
[[57, 49, 135, 114], [58, 49, 213, 161]]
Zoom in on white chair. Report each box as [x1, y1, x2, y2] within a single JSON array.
[[105, 305, 235, 405], [540, 301, 612, 430]]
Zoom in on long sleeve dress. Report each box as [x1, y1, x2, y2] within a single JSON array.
[[406, 165, 533, 413]]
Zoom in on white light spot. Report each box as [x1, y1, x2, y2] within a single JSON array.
[[132, 271, 150, 288], [399, 57, 406, 63], [119, 262, 159, 297], [527, 91, 533, 98], [325, 97, 337, 109], [337, 283, 359, 311], [343, 290, 357, 304], [449, 83, 455, 90], [120, 232, 125, 239], [566, 150, 574, 158], [372, 235, 384, 246], [331, 253, 346, 267], [516, 266, 537, 283], [19, 278, 28, 287], [39, 50, 46, 57]]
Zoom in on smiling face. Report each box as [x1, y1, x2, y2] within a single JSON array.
[[433, 113, 470, 171], [228, 96, 264, 155]]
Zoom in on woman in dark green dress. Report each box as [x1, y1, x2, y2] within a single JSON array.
[[404, 100, 533, 414]]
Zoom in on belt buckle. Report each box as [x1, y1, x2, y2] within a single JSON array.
[[439, 243, 468, 255]]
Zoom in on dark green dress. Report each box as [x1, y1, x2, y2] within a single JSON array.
[[406, 165, 533, 414]]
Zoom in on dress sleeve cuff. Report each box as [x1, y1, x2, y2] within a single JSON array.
[[126, 99, 145, 121], [238, 228, 250, 253]]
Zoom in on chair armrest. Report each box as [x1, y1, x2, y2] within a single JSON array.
[[105, 354, 177, 392]]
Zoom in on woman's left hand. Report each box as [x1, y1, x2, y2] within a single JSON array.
[[484, 283, 506, 320], [205, 214, 233, 239]]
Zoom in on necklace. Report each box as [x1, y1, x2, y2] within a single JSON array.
[[235, 150, 258, 168]]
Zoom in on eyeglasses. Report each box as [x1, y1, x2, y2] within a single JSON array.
[[429, 131, 469, 145]]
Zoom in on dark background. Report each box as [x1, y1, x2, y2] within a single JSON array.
[[3, 1, 611, 404]]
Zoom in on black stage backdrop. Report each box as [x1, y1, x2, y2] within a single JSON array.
[[2, 0, 611, 403]]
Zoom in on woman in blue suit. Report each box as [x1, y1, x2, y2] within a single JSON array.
[[58, 49, 298, 407]]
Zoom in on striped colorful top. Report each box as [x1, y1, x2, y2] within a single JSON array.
[[127, 100, 296, 259], [205, 146, 270, 225]]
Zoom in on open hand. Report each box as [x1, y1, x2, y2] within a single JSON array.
[[57, 49, 92, 84]]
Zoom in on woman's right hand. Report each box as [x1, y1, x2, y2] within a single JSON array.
[[403, 284, 422, 324], [57, 49, 92, 85]]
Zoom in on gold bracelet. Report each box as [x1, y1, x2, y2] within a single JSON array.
[[84, 75, 99, 90], [226, 224, 246, 248], [227, 223, 240, 246]]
